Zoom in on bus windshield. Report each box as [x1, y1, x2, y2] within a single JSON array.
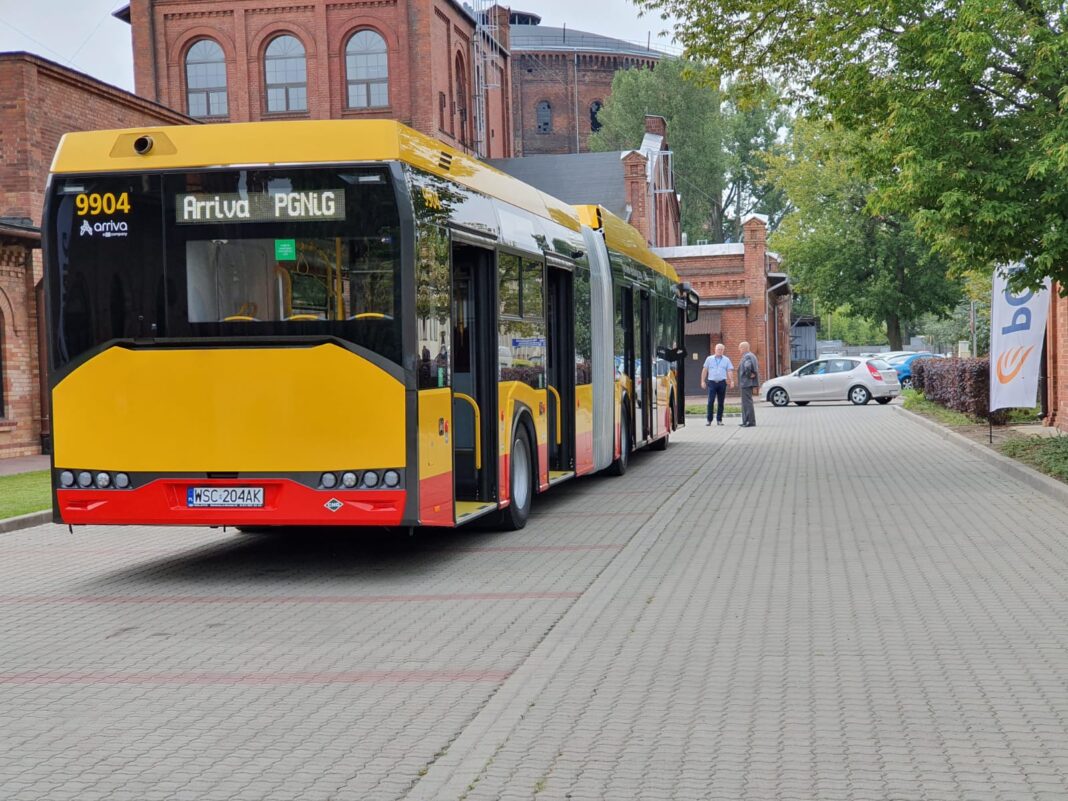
[[48, 166, 402, 370]]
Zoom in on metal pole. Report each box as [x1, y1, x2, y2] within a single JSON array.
[[970, 300, 977, 356]]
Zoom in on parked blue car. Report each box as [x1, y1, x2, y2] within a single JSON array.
[[888, 352, 934, 390]]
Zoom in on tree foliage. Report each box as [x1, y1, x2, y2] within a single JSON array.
[[766, 120, 961, 349], [589, 59, 788, 242], [633, 0, 1068, 289], [589, 58, 724, 241]]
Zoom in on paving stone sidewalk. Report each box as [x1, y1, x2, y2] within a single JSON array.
[[3, 403, 1068, 800], [417, 403, 1068, 801]]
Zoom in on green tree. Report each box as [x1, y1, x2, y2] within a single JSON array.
[[590, 58, 725, 242], [633, 0, 1068, 290], [766, 120, 961, 349], [590, 61, 789, 243], [719, 83, 792, 241]]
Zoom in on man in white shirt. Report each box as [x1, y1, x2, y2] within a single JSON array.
[[700, 343, 734, 426]]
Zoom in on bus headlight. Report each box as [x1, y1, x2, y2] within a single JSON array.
[[59, 470, 75, 488], [383, 470, 400, 488], [77, 471, 93, 488], [341, 471, 358, 488], [114, 473, 130, 489], [362, 470, 379, 488], [95, 472, 111, 488], [320, 472, 337, 489]]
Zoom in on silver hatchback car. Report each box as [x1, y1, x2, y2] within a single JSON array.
[[760, 357, 901, 406]]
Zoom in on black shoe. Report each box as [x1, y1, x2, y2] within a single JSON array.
[[716, 421, 723, 426], [705, 421, 712, 426]]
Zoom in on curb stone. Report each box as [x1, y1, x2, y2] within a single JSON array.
[[0, 510, 52, 534], [892, 404, 1068, 508]]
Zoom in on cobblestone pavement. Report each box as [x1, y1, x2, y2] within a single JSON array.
[[3, 404, 1068, 800]]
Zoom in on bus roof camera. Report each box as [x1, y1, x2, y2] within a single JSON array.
[[133, 135, 154, 155]]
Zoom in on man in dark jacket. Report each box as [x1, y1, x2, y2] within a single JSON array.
[[737, 342, 759, 427]]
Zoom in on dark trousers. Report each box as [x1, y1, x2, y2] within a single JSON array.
[[740, 387, 756, 426], [706, 380, 727, 422]]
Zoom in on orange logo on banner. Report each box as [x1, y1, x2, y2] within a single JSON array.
[[996, 345, 1034, 384]]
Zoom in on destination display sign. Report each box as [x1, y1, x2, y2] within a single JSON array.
[[175, 189, 345, 224]]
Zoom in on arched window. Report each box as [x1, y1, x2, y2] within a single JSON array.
[[346, 30, 389, 109], [185, 39, 228, 118], [536, 100, 552, 134], [265, 35, 307, 113], [455, 54, 469, 145], [590, 100, 603, 132]]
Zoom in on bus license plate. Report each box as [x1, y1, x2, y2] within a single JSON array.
[[187, 487, 264, 508]]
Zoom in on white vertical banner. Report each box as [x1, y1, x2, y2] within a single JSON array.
[[989, 267, 1051, 411]]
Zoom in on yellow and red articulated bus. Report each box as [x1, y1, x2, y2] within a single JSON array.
[[43, 120, 699, 531]]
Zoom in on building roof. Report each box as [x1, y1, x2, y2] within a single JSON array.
[[489, 151, 629, 220], [509, 24, 667, 58], [0, 217, 40, 246], [0, 51, 194, 126], [654, 243, 745, 258]]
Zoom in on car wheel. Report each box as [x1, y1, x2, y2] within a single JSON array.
[[768, 387, 790, 407], [794, 401, 810, 407], [606, 406, 631, 476], [901, 376, 913, 390], [849, 385, 872, 405], [497, 425, 534, 530], [876, 397, 892, 405]]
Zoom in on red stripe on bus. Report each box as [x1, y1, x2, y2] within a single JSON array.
[[418, 470, 453, 526], [57, 479, 405, 527]]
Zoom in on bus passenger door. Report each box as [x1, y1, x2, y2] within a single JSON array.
[[620, 287, 636, 450], [546, 265, 575, 478], [639, 290, 654, 441], [451, 244, 498, 519]]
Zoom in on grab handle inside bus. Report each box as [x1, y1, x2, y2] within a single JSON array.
[[546, 385, 562, 445], [452, 392, 481, 470]]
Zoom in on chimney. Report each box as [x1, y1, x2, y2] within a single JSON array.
[[489, 5, 511, 50], [644, 114, 667, 140]]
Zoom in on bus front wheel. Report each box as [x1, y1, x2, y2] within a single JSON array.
[[497, 425, 534, 531]]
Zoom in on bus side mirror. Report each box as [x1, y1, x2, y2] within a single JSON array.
[[685, 289, 699, 323]]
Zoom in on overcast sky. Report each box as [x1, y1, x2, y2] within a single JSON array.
[[0, 0, 679, 93]]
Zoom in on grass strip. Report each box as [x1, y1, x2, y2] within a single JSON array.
[[1000, 436, 1068, 483], [901, 389, 980, 426], [0, 470, 52, 520], [685, 404, 742, 416]]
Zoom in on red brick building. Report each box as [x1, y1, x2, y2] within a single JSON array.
[[0, 52, 192, 458], [1046, 294, 1068, 432], [508, 10, 662, 156], [115, 0, 514, 158], [655, 215, 792, 398]]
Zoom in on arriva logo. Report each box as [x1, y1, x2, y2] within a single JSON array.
[[78, 219, 129, 238], [996, 345, 1034, 384]]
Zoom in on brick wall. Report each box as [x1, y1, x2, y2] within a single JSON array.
[[0, 52, 193, 459], [127, 0, 511, 157], [1047, 290, 1068, 432], [511, 52, 654, 156], [659, 215, 790, 396]]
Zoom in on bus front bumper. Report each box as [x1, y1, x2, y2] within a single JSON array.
[[56, 478, 406, 527]]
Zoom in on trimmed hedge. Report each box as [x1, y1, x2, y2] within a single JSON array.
[[911, 358, 930, 392], [917, 357, 1005, 422]]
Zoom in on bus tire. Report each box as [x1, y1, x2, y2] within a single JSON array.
[[497, 424, 534, 531], [669, 393, 677, 431], [606, 406, 630, 476], [651, 429, 668, 451]]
